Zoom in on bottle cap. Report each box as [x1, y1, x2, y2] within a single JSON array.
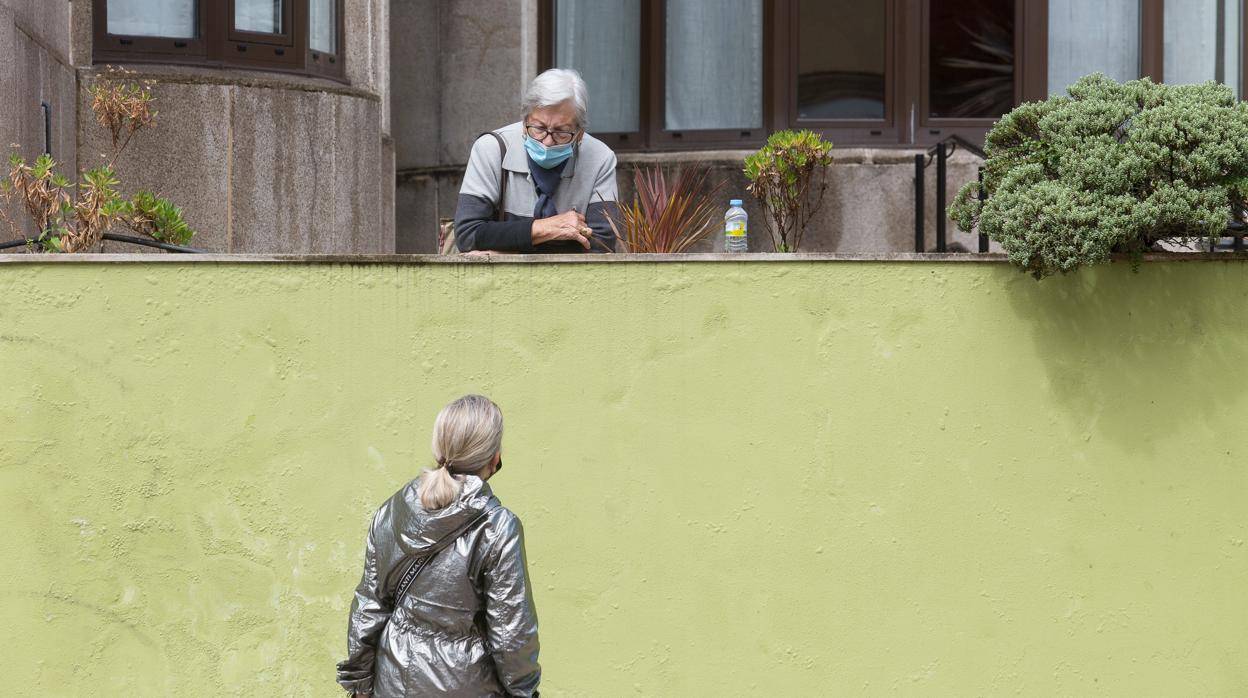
[[729, 199, 742, 206]]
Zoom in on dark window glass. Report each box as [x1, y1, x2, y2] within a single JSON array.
[[797, 0, 886, 120], [929, 0, 1016, 119], [108, 0, 196, 38]]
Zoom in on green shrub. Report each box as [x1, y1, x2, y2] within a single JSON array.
[[950, 74, 1248, 278], [125, 190, 195, 246], [1, 66, 196, 252], [744, 129, 834, 252]]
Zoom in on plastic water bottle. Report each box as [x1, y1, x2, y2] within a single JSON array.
[[724, 199, 748, 252]]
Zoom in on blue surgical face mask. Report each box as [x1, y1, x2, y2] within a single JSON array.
[[524, 136, 575, 169]]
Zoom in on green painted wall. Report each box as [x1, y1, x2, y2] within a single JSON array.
[[2, 259, 1246, 696]]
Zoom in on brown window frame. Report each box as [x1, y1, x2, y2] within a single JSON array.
[[540, 0, 1248, 150], [770, 0, 1048, 148], [647, 0, 774, 150], [93, 0, 345, 81], [783, 0, 902, 147], [912, 0, 1036, 148], [306, 0, 345, 77], [1029, 0, 1248, 99], [540, 0, 776, 152], [539, 0, 649, 151]]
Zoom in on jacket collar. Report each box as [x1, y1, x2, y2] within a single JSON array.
[[396, 475, 496, 554]]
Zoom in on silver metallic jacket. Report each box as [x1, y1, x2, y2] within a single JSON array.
[[338, 475, 540, 696]]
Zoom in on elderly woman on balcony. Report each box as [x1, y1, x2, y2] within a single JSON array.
[[454, 68, 619, 253]]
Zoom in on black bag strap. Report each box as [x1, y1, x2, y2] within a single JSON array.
[[391, 500, 502, 605], [479, 131, 508, 222]]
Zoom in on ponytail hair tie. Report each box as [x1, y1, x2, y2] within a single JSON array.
[[437, 457, 448, 467]]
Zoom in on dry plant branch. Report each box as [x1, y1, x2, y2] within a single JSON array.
[[90, 66, 158, 167], [1, 67, 194, 253]]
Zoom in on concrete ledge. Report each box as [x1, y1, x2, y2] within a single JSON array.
[[404, 146, 985, 175], [5, 252, 1248, 265], [616, 147, 984, 167], [77, 64, 381, 101]]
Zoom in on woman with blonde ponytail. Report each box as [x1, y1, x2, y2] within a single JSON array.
[[338, 395, 541, 697]]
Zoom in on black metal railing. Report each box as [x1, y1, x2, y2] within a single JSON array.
[[1212, 220, 1246, 252], [914, 135, 988, 253]]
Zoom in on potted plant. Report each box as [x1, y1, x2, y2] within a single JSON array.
[[743, 129, 834, 252], [0, 66, 196, 253], [950, 73, 1248, 279], [606, 164, 724, 253]]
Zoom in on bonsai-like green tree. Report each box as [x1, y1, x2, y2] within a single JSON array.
[[950, 73, 1248, 278], [744, 129, 834, 252]]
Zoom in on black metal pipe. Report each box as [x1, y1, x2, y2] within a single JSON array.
[[977, 166, 989, 253], [914, 153, 925, 253], [102, 233, 203, 253], [40, 101, 51, 157], [936, 142, 947, 253], [0, 233, 204, 253]]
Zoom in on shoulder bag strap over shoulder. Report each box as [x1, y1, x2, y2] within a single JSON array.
[[392, 500, 502, 605], [480, 131, 508, 222]]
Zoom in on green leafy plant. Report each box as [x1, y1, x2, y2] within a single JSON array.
[[606, 165, 724, 253], [743, 129, 834, 252], [950, 73, 1248, 278], [0, 66, 195, 252], [125, 190, 195, 246]]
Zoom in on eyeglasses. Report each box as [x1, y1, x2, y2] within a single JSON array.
[[525, 123, 579, 145]]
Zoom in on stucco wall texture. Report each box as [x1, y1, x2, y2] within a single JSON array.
[[2, 258, 1247, 696]]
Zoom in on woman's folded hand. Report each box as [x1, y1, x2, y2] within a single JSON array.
[[531, 210, 591, 249]]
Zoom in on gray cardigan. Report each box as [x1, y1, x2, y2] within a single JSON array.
[[453, 121, 619, 253]]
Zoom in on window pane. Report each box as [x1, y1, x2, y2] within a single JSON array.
[[555, 0, 640, 133], [1166, 0, 1240, 98], [665, 0, 763, 131], [929, 0, 1015, 119], [107, 0, 196, 38], [236, 0, 284, 35], [310, 0, 337, 53], [797, 0, 885, 120], [1048, 0, 1140, 95]]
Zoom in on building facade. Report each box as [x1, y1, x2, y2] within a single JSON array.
[[0, 0, 393, 253], [1, 1, 1240, 254]]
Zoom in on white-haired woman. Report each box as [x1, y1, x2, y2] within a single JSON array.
[[454, 68, 619, 253], [338, 395, 540, 697]]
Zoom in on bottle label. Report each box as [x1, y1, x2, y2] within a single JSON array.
[[726, 221, 746, 237]]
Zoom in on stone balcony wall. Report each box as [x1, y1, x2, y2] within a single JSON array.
[[396, 148, 994, 255]]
